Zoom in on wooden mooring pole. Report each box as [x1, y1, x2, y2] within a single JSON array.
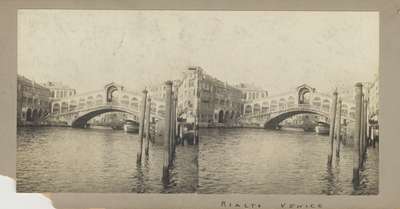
[[360, 94, 365, 168], [162, 81, 173, 182], [353, 83, 363, 186], [169, 93, 176, 163], [335, 99, 342, 158], [327, 90, 338, 166], [172, 96, 177, 154], [137, 89, 148, 164], [363, 99, 368, 159], [145, 98, 151, 156]]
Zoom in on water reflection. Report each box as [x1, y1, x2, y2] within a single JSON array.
[[17, 127, 198, 193], [17, 126, 378, 194], [198, 128, 379, 195]]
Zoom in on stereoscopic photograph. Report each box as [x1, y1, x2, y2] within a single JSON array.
[[17, 10, 379, 195]]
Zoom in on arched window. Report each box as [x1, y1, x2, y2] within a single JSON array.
[[150, 102, 156, 114], [287, 96, 295, 108], [61, 102, 68, 113], [341, 104, 348, 117], [78, 98, 85, 109], [349, 107, 356, 118], [279, 98, 286, 110], [69, 100, 77, 111], [121, 95, 129, 106], [130, 97, 139, 110], [26, 108, 32, 121], [262, 102, 269, 113], [38, 109, 43, 118], [218, 110, 224, 123], [52, 103, 60, 114], [312, 97, 321, 107], [32, 109, 38, 121], [86, 96, 94, 107], [253, 104, 261, 114], [244, 105, 252, 114], [270, 100, 277, 112], [96, 94, 103, 105], [157, 109, 165, 117], [225, 111, 230, 121], [322, 99, 330, 113]]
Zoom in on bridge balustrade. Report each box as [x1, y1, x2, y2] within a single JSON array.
[[244, 103, 328, 119]]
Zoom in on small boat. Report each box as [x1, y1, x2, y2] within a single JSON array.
[[123, 120, 139, 133], [315, 121, 329, 135], [111, 124, 123, 130]]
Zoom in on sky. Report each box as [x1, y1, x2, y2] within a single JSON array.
[[18, 10, 379, 94]]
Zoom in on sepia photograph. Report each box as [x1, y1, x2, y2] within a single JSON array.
[[16, 10, 379, 195]]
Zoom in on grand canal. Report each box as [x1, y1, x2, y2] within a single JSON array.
[[17, 126, 198, 193], [198, 128, 379, 195], [17, 126, 378, 194]]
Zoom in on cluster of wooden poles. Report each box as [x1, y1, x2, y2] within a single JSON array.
[[135, 81, 198, 183], [326, 82, 371, 187]]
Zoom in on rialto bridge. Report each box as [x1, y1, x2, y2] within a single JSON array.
[[43, 83, 165, 127], [241, 84, 356, 128]]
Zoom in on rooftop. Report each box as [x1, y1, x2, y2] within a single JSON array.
[[42, 81, 75, 90]]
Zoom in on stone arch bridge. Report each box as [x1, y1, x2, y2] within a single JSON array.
[[241, 84, 356, 128], [43, 83, 165, 127]]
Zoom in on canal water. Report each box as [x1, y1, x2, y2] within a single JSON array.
[[198, 128, 379, 195], [17, 127, 198, 193], [17, 127, 378, 194]]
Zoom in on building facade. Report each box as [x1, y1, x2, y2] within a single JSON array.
[[177, 67, 243, 127], [17, 75, 52, 125], [235, 83, 269, 103], [43, 81, 76, 99], [368, 73, 379, 123]]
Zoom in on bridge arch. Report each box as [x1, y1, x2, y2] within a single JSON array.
[[70, 105, 139, 128], [263, 108, 330, 129]]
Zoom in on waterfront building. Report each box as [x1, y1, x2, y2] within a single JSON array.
[[177, 67, 243, 127], [43, 81, 76, 99], [17, 75, 52, 125], [234, 83, 269, 102], [148, 79, 181, 101], [368, 73, 379, 123]]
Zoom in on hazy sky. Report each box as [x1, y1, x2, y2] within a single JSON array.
[[18, 10, 378, 94]]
